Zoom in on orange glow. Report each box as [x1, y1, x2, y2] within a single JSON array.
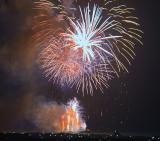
[[60, 106, 80, 132], [59, 98, 86, 132]]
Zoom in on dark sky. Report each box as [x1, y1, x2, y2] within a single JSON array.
[[0, 0, 159, 135]]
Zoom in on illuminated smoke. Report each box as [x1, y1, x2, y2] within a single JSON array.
[[31, 97, 86, 133], [60, 97, 86, 132]]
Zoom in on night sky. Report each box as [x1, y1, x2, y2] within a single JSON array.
[[0, 0, 159, 135]]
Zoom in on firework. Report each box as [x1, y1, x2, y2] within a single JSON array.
[[32, 97, 86, 132], [38, 35, 114, 94], [38, 36, 83, 85], [34, 0, 143, 94], [60, 97, 86, 132], [63, 4, 122, 63]]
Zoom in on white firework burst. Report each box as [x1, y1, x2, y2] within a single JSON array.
[[64, 4, 122, 63]]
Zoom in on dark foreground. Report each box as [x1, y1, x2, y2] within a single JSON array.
[[0, 132, 159, 141]]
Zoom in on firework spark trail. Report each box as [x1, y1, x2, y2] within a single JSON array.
[[34, 0, 143, 94]]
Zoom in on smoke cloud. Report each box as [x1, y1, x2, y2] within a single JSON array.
[[29, 100, 66, 132], [0, 0, 86, 133], [28, 97, 86, 133]]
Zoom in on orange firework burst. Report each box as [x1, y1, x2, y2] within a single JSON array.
[[38, 36, 83, 85]]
